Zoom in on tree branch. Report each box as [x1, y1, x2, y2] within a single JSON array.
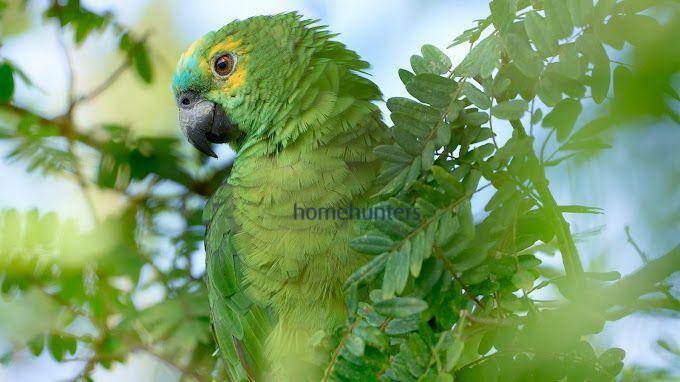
[[0, 103, 231, 197], [597, 243, 680, 308], [510, 120, 585, 282]]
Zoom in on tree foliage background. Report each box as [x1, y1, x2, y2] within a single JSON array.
[[0, 0, 678, 381]]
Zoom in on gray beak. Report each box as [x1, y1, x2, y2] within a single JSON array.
[[177, 91, 237, 158]]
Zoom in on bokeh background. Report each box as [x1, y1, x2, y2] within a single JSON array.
[[0, 0, 678, 381]]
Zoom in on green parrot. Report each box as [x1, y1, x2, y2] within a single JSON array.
[[172, 12, 388, 381]]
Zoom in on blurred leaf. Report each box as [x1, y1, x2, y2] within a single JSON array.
[[454, 35, 502, 78], [492, 99, 528, 120], [0, 63, 14, 103], [421, 44, 452, 75], [490, 0, 517, 32], [542, 98, 582, 141], [560, 138, 612, 151], [374, 297, 428, 318], [524, 11, 557, 56], [133, 44, 153, 83], [502, 31, 543, 78], [462, 83, 491, 109], [545, 0, 574, 39], [350, 235, 394, 256]]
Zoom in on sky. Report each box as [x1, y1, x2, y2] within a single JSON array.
[[0, 0, 678, 381]]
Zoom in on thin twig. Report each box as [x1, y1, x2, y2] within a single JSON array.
[[511, 120, 585, 280], [528, 99, 536, 137], [57, 33, 76, 109], [539, 128, 555, 163], [321, 311, 367, 381], [75, 60, 130, 105], [624, 226, 649, 263]]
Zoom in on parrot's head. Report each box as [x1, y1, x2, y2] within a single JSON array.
[[172, 12, 336, 157]]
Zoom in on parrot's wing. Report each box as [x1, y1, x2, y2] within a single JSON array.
[[204, 184, 271, 381]]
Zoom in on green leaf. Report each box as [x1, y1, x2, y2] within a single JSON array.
[[462, 111, 489, 126], [590, 64, 611, 104], [462, 82, 491, 109], [399, 69, 415, 85], [387, 97, 441, 124], [392, 112, 431, 137], [556, 44, 582, 79], [446, 101, 463, 122], [0, 63, 14, 103], [132, 45, 153, 83], [406, 74, 456, 108], [378, 166, 409, 196], [559, 205, 604, 214], [491, 99, 528, 120], [576, 32, 609, 67], [376, 211, 415, 238], [524, 11, 557, 56], [434, 122, 452, 146], [449, 21, 488, 47], [454, 35, 502, 78], [606, 14, 664, 47], [542, 98, 582, 142], [421, 140, 435, 171], [437, 211, 461, 247], [598, 348, 626, 367], [410, 231, 428, 277], [48, 335, 65, 362], [350, 235, 394, 255], [570, 116, 611, 141], [502, 31, 543, 78], [382, 243, 411, 296], [545, 0, 574, 39], [567, 0, 594, 27], [344, 252, 389, 288], [411, 54, 429, 75], [431, 166, 465, 199], [545, 70, 586, 99], [394, 124, 423, 156], [28, 335, 45, 356], [485, 185, 516, 211], [374, 297, 428, 318], [374, 145, 412, 163], [445, 339, 464, 371], [345, 334, 366, 357], [489, 0, 518, 31], [450, 248, 487, 271], [560, 138, 611, 151], [512, 270, 536, 290], [537, 75, 563, 106], [421, 44, 452, 75], [531, 108, 543, 124], [615, 0, 663, 14], [385, 315, 420, 334], [594, 0, 616, 22]]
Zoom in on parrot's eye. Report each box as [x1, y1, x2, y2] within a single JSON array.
[[212, 53, 236, 78]]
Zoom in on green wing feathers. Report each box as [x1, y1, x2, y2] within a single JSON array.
[[204, 187, 271, 381]]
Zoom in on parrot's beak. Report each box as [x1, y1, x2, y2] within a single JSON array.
[[177, 91, 237, 158]]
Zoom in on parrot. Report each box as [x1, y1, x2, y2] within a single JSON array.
[[172, 12, 389, 381]]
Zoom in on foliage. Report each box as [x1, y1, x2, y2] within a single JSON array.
[[0, 0, 678, 381], [323, 0, 680, 381]]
